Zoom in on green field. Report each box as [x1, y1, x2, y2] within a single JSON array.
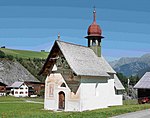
[[0, 48, 49, 59], [1, 97, 150, 118]]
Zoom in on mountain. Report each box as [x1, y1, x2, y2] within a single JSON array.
[[110, 53, 150, 77], [0, 59, 39, 85]]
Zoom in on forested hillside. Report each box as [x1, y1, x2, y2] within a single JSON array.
[[17, 58, 46, 82]]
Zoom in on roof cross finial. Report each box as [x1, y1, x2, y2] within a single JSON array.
[[58, 33, 60, 40], [93, 6, 96, 22]]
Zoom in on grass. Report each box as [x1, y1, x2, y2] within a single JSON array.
[[0, 96, 150, 118], [0, 48, 49, 59], [21, 97, 44, 102], [0, 96, 23, 102], [123, 99, 138, 105]]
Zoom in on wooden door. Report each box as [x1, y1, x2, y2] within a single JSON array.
[[58, 91, 65, 110]]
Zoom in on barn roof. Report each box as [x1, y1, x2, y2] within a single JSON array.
[[0, 59, 39, 86], [40, 40, 116, 77], [9, 82, 25, 88], [134, 72, 150, 89], [114, 75, 125, 90]]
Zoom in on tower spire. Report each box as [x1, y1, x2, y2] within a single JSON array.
[[85, 7, 104, 57], [93, 6, 96, 22]]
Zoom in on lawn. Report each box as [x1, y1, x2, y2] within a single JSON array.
[[0, 96, 150, 118], [0, 48, 48, 59]]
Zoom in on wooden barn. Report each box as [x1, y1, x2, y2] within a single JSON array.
[[134, 72, 150, 103], [25, 81, 45, 96], [0, 82, 6, 96]]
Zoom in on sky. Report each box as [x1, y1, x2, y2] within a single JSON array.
[[1, 0, 150, 61]]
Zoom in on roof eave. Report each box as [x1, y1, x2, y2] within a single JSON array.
[[134, 87, 150, 89], [80, 74, 110, 78]]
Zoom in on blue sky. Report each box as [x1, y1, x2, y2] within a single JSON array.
[[1, 0, 150, 61]]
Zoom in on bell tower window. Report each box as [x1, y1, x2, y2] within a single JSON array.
[[92, 40, 96, 46]]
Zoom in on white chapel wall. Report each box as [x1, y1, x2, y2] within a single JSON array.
[[44, 73, 81, 111]]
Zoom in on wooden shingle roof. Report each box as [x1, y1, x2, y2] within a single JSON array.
[[114, 75, 125, 90], [134, 72, 150, 89], [40, 40, 116, 77], [9, 82, 24, 88]]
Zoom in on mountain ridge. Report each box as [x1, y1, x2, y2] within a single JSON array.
[[109, 53, 150, 77]]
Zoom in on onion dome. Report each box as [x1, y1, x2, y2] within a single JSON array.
[[87, 9, 102, 37]]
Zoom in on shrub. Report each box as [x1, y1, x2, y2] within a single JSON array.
[[6, 55, 14, 61], [39, 89, 45, 98], [0, 50, 5, 58]]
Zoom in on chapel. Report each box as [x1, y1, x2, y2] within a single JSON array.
[[39, 8, 124, 111]]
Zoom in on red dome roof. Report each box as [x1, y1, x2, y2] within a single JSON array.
[[87, 22, 102, 36], [87, 10, 102, 37]]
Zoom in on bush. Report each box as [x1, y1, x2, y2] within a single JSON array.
[[39, 89, 45, 98], [0, 50, 5, 58], [6, 55, 14, 61]]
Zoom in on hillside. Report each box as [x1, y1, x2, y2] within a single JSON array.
[[0, 48, 48, 82], [18, 58, 46, 82], [0, 48, 48, 59], [0, 59, 39, 85], [110, 53, 150, 77]]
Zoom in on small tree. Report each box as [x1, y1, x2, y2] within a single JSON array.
[[6, 55, 14, 61], [39, 89, 45, 98], [0, 50, 5, 58]]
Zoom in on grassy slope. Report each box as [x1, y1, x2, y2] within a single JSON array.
[[1, 97, 150, 118], [0, 48, 49, 59]]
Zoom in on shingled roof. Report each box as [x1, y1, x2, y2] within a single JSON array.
[[40, 40, 116, 77], [0, 59, 39, 86], [114, 75, 125, 90], [134, 72, 150, 89], [9, 82, 24, 88]]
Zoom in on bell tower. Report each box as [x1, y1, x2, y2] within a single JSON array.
[[85, 8, 104, 57]]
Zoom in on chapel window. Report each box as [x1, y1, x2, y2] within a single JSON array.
[[20, 92, 23, 94], [60, 83, 66, 87]]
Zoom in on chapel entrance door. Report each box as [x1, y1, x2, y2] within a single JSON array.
[[58, 91, 65, 110]]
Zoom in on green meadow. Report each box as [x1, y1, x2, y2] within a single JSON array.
[[0, 96, 150, 118], [0, 48, 48, 59]]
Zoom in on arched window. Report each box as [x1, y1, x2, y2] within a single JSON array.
[[92, 40, 96, 46], [60, 83, 66, 87]]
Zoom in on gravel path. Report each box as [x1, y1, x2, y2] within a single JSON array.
[[25, 100, 44, 104], [111, 109, 150, 118]]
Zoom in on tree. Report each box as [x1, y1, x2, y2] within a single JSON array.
[[117, 72, 128, 89], [129, 75, 140, 86], [0, 50, 5, 58], [6, 55, 14, 61]]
